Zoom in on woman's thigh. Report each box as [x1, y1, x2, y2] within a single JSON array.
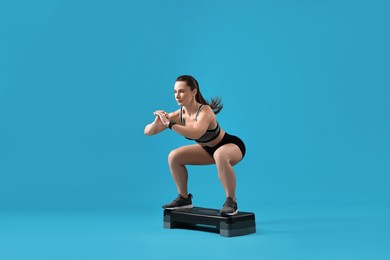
[[169, 144, 215, 165], [213, 143, 243, 166]]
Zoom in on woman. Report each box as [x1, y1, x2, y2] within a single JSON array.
[[144, 75, 246, 216]]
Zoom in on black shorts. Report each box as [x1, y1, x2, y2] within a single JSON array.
[[201, 133, 246, 159]]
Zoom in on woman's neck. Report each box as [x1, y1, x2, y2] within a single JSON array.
[[183, 101, 200, 117]]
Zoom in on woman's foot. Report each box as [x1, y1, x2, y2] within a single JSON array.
[[162, 194, 193, 210], [220, 197, 238, 216]]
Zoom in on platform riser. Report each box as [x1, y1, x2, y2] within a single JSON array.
[[163, 208, 256, 237], [220, 220, 256, 237]]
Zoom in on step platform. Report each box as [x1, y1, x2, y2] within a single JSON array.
[[163, 207, 256, 237]]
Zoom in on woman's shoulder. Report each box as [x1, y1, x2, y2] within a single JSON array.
[[200, 104, 213, 113], [199, 104, 216, 120]]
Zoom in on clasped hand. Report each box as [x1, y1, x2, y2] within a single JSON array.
[[153, 110, 170, 127]]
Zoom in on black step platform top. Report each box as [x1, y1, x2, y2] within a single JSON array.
[[165, 207, 254, 222], [163, 207, 256, 237]]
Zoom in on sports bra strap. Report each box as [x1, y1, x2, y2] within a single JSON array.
[[180, 104, 204, 123], [194, 104, 204, 121]]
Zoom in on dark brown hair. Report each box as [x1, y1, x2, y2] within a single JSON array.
[[175, 75, 223, 114]]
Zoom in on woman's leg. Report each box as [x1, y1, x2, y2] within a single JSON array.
[[168, 144, 215, 197], [213, 144, 243, 201]]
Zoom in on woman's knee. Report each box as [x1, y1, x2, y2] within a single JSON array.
[[168, 149, 183, 166], [213, 149, 230, 164], [213, 145, 242, 166]]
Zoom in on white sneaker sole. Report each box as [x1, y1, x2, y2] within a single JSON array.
[[164, 204, 193, 210], [220, 209, 239, 216]]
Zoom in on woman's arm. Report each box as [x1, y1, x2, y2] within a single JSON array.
[[172, 109, 213, 139], [144, 115, 166, 136], [155, 106, 213, 139], [144, 110, 180, 135]]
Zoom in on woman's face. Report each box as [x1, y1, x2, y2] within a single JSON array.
[[174, 81, 196, 106]]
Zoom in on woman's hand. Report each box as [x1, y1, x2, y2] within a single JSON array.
[[145, 110, 171, 135], [153, 115, 164, 126], [153, 110, 170, 127]]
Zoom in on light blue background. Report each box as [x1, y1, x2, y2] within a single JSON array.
[[1, 0, 389, 259]]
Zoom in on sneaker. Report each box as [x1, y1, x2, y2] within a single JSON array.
[[220, 197, 238, 216], [162, 194, 193, 210]]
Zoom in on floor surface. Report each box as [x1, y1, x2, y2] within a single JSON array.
[[1, 205, 389, 260]]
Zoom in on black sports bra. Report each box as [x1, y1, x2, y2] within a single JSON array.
[[180, 105, 221, 143]]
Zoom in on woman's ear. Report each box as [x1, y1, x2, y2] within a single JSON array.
[[192, 88, 197, 97]]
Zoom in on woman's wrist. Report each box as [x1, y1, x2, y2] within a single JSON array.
[[168, 121, 176, 129]]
